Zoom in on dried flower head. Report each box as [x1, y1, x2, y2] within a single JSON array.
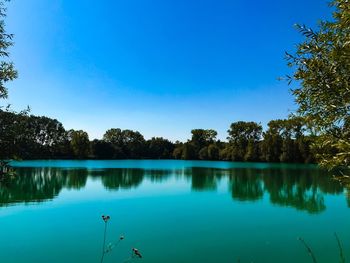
[[132, 248, 142, 258], [102, 215, 110, 222]]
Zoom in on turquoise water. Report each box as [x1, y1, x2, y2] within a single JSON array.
[[1, 160, 349, 263]]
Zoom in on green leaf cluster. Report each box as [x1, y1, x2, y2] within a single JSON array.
[[287, 0, 350, 170]]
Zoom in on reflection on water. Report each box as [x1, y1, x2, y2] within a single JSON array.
[[230, 172, 264, 202], [0, 164, 348, 214]]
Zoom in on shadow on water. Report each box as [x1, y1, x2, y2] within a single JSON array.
[[0, 164, 348, 213]]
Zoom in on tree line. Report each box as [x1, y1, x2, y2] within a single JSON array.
[[0, 109, 316, 163]]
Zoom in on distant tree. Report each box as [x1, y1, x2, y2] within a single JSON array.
[[0, 109, 22, 160], [197, 144, 220, 160], [261, 125, 283, 163], [172, 145, 183, 159], [244, 140, 260, 162], [297, 136, 315, 163], [190, 129, 217, 148], [27, 115, 67, 158], [226, 121, 262, 161], [219, 145, 233, 161], [189, 129, 218, 159], [198, 146, 209, 160], [68, 130, 90, 159], [228, 122, 262, 142], [146, 137, 174, 159], [119, 129, 146, 158], [0, 110, 72, 159], [181, 143, 196, 160], [261, 118, 314, 163], [91, 140, 115, 159], [280, 137, 294, 163], [103, 128, 124, 145], [103, 128, 146, 158], [286, 0, 350, 169], [208, 144, 220, 160]]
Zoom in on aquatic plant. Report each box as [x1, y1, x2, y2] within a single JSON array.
[[298, 237, 318, 263], [100, 215, 142, 263], [236, 234, 346, 263], [298, 233, 346, 263], [335, 233, 345, 263], [100, 215, 111, 263], [123, 248, 143, 262], [132, 248, 142, 258]]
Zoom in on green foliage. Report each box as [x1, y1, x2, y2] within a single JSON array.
[[0, 110, 318, 162], [287, 0, 350, 169], [198, 143, 220, 160], [198, 146, 209, 160], [91, 140, 115, 159], [0, 109, 20, 159], [172, 143, 183, 159], [103, 128, 146, 158], [190, 129, 217, 148], [181, 143, 196, 160], [68, 130, 91, 159], [208, 144, 220, 160], [172, 129, 220, 160], [0, 0, 17, 100], [0, 109, 67, 159], [244, 141, 260, 162], [103, 128, 123, 145], [226, 121, 262, 161], [146, 137, 174, 159], [260, 118, 314, 163], [189, 129, 218, 160]]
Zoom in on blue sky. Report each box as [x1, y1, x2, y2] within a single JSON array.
[[5, 0, 331, 141]]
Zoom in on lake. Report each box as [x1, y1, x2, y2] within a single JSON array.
[[0, 160, 349, 263]]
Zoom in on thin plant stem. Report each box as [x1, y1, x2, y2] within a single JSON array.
[[335, 232, 346, 263], [298, 237, 318, 263], [100, 221, 108, 263]]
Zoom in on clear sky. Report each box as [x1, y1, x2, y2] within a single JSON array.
[[5, 0, 331, 141]]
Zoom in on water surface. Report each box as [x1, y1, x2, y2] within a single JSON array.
[[1, 160, 349, 263]]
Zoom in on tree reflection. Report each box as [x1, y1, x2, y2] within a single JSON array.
[[64, 169, 88, 190], [0, 167, 87, 206], [100, 169, 144, 190], [185, 167, 223, 191], [262, 168, 341, 214], [228, 169, 264, 201], [0, 164, 347, 214], [0, 167, 173, 205], [146, 169, 173, 183]]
